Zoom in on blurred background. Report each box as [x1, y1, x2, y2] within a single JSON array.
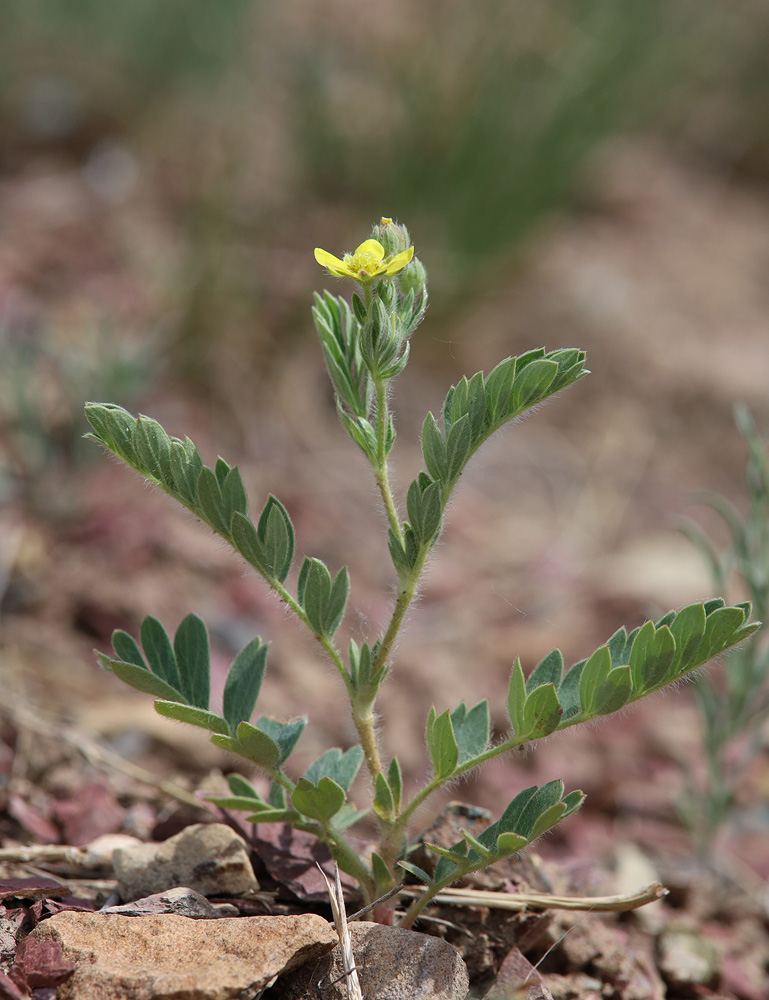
[[1, 1, 769, 877]]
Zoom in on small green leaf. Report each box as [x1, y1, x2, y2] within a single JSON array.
[[134, 416, 172, 483], [397, 861, 432, 884], [231, 512, 268, 577], [522, 684, 562, 737], [557, 659, 585, 722], [291, 776, 345, 822], [174, 613, 210, 709], [197, 465, 229, 535], [111, 630, 146, 669], [387, 757, 403, 811], [607, 626, 631, 666], [154, 700, 228, 734], [372, 853, 395, 891], [526, 648, 564, 693], [492, 785, 539, 840], [244, 808, 302, 824], [210, 733, 243, 755], [425, 841, 470, 864], [643, 627, 676, 690], [529, 801, 568, 840], [427, 709, 459, 779], [483, 357, 516, 426], [304, 746, 363, 791], [507, 658, 527, 736], [516, 779, 566, 839], [495, 831, 528, 856], [451, 701, 490, 764], [421, 412, 447, 483], [593, 665, 632, 715], [299, 558, 349, 638], [214, 456, 230, 488], [99, 654, 185, 702], [227, 774, 262, 800], [461, 828, 494, 860], [694, 605, 746, 665], [406, 478, 442, 546], [255, 716, 306, 766], [140, 616, 182, 691], [83, 402, 116, 448], [510, 359, 557, 414], [257, 496, 294, 582], [222, 637, 268, 733], [236, 721, 281, 769], [628, 621, 655, 693], [104, 406, 139, 464], [325, 566, 350, 636], [208, 795, 271, 811], [373, 772, 395, 820], [169, 439, 202, 507], [222, 466, 248, 520], [445, 414, 471, 482], [579, 645, 611, 716]]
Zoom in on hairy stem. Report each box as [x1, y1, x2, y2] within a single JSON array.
[[373, 376, 403, 542], [352, 701, 383, 781], [397, 733, 528, 833]]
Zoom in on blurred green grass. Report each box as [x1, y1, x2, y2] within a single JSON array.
[[0, 1, 767, 400]]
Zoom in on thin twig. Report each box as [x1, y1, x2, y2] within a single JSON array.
[[347, 881, 405, 921], [399, 881, 668, 913]]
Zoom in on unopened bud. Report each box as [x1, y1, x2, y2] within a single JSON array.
[[397, 257, 427, 299], [371, 217, 411, 256]]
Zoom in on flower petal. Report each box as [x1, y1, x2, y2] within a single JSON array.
[[314, 247, 354, 278], [352, 239, 385, 262], [382, 246, 415, 275]]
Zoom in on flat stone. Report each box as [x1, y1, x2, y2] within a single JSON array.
[[30, 910, 337, 1000], [273, 921, 469, 1000], [100, 886, 225, 918], [112, 822, 259, 900]]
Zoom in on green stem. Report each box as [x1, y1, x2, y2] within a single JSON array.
[[322, 825, 376, 903], [273, 577, 386, 781], [373, 376, 403, 543], [397, 732, 528, 833], [352, 701, 383, 782], [372, 545, 429, 682], [270, 578, 351, 687]]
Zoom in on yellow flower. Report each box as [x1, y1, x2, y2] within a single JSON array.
[[314, 239, 414, 283]]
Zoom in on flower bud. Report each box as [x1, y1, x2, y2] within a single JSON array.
[[371, 217, 411, 256], [397, 257, 427, 301]]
